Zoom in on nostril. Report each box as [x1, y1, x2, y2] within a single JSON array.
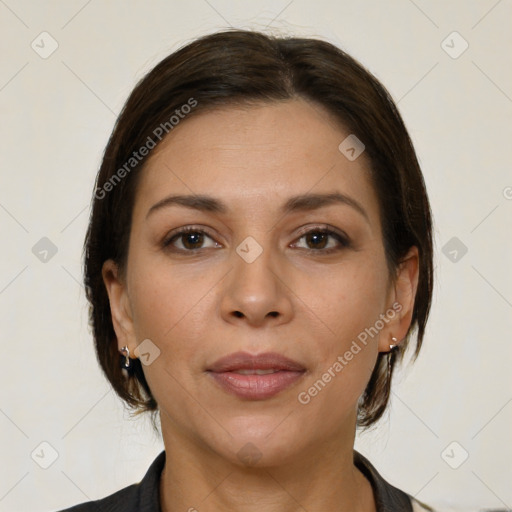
[[232, 311, 278, 318]]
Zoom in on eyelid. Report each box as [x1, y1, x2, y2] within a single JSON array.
[[294, 223, 348, 240]]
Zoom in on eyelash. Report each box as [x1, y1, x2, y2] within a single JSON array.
[[162, 225, 350, 255]]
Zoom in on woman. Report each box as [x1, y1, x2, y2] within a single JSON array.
[[60, 29, 435, 511]]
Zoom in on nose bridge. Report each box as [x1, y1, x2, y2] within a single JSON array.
[[233, 232, 279, 297], [220, 231, 292, 325]]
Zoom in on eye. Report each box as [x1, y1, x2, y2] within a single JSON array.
[[291, 226, 350, 254], [162, 225, 350, 254], [163, 227, 220, 252]]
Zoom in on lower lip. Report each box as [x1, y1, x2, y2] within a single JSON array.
[[207, 370, 305, 400]]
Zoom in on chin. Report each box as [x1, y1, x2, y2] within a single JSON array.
[[206, 415, 309, 468]]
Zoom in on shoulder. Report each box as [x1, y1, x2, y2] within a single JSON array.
[[410, 495, 437, 511], [56, 451, 166, 512], [353, 450, 437, 512], [56, 483, 139, 512]]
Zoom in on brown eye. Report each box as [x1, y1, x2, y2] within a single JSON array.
[[163, 227, 219, 252], [292, 227, 350, 253], [179, 231, 204, 250], [304, 231, 329, 249]]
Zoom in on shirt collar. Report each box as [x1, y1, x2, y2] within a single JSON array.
[[137, 449, 412, 512], [354, 450, 413, 511]]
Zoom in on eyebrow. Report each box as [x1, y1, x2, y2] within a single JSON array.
[[146, 192, 369, 221]]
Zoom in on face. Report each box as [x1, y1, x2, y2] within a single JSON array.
[[103, 98, 418, 467]]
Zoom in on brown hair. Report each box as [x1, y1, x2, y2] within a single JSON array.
[[83, 28, 433, 428]]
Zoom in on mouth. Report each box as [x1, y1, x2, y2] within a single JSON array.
[[231, 369, 281, 375], [206, 351, 306, 400]]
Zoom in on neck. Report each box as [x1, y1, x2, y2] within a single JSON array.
[[158, 421, 376, 512]]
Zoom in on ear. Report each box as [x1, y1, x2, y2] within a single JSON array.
[[378, 246, 420, 353], [102, 259, 137, 353]]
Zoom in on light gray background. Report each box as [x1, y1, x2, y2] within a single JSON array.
[[1, 1, 511, 511]]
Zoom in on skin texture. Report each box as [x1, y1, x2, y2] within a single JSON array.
[[103, 98, 419, 512]]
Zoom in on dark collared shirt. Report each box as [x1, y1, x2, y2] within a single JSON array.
[[58, 450, 434, 512]]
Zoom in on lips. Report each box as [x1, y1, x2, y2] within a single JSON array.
[[207, 351, 306, 373], [206, 351, 306, 400]]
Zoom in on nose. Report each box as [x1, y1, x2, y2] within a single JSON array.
[[220, 242, 294, 328]]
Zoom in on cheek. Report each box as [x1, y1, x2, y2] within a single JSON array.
[[128, 254, 216, 338], [126, 262, 216, 420], [304, 257, 390, 351], [127, 256, 223, 387], [292, 258, 389, 413]]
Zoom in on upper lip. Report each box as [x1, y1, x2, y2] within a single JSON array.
[[207, 351, 306, 373]]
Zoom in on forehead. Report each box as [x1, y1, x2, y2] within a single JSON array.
[[133, 98, 380, 224]]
